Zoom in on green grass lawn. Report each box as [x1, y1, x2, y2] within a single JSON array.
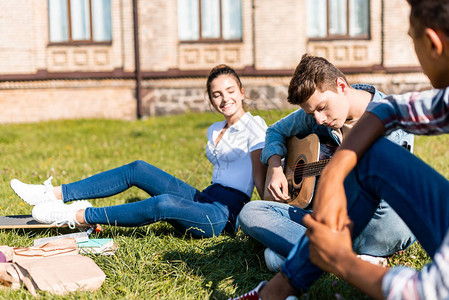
[[0, 110, 446, 299]]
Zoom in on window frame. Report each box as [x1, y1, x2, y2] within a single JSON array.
[[179, 0, 243, 44], [48, 0, 112, 46], [308, 0, 371, 41]]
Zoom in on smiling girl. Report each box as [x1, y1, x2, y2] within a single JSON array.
[[10, 64, 267, 238]]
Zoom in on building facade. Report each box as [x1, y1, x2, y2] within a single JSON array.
[[0, 0, 430, 123]]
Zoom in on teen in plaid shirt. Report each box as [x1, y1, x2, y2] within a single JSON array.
[[233, 0, 449, 299]]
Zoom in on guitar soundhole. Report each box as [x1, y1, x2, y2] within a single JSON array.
[[293, 159, 305, 185]]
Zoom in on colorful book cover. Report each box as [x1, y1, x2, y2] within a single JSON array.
[[77, 238, 115, 254]]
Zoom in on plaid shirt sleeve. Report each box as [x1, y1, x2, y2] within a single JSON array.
[[366, 88, 449, 135]]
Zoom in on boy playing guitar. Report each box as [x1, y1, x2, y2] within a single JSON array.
[[238, 54, 415, 273]]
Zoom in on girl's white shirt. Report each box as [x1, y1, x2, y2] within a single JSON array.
[[206, 112, 267, 197]]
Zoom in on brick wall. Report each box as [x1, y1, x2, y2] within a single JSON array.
[[0, 69, 431, 124], [0, 0, 431, 124], [0, 0, 39, 74], [138, 72, 430, 119], [0, 79, 136, 123], [253, 0, 307, 69]]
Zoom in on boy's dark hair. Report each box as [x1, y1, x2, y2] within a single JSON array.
[[287, 54, 348, 105], [407, 0, 449, 37]]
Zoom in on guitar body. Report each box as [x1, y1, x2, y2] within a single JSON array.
[[263, 133, 336, 208]]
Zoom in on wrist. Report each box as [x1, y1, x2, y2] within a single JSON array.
[[321, 150, 357, 181], [334, 251, 358, 279], [268, 155, 282, 168]]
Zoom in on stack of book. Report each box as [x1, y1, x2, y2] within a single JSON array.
[[77, 238, 117, 255]]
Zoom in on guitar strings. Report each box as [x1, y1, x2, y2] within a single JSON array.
[[287, 159, 331, 172], [284, 159, 331, 177], [287, 164, 329, 175]]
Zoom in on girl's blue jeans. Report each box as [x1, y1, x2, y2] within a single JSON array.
[[282, 138, 449, 291], [61, 160, 249, 238]]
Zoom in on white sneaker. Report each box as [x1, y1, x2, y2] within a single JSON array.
[[32, 200, 92, 229], [10, 176, 61, 205], [264, 248, 286, 273], [357, 254, 388, 267]]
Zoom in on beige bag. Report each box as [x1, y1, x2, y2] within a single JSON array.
[[0, 238, 106, 296], [13, 238, 78, 262]]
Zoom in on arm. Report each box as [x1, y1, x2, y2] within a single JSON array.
[[312, 112, 386, 230], [308, 88, 449, 299], [265, 155, 290, 201], [251, 149, 267, 198], [261, 110, 327, 201], [306, 212, 449, 300], [261, 109, 320, 165], [303, 214, 388, 300], [372, 89, 449, 136], [313, 88, 449, 230]]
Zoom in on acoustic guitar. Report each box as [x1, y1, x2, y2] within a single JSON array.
[[263, 133, 337, 208]]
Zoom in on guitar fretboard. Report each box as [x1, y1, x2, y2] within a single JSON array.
[[286, 158, 331, 178]]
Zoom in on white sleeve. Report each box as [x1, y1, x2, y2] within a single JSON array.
[[246, 115, 267, 152]]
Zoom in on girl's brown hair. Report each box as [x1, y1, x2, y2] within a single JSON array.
[[206, 64, 243, 105]]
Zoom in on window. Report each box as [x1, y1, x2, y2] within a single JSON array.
[[48, 0, 112, 43], [307, 0, 369, 39], [178, 0, 242, 42]]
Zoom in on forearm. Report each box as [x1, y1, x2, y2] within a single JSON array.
[[266, 155, 284, 185], [322, 112, 386, 180], [267, 155, 282, 168], [312, 112, 386, 229], [254, 171, 266, 199], [336, 252, 388, 300], [341, 112, 385, 153], [320, 149, 357, 184], [304, 215, 388, 299], [261, 109, 312, 165], [261, 128, 288, 165], [251, 149, 267, 198]]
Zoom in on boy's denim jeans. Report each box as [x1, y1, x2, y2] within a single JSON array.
[[239, 198, 414, 259], [282, 138, 449, 291], [62, 160, 248, 238]]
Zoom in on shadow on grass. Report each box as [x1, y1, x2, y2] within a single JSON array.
[[124, 196, 143, 204], [161, 233, 271, 299], [156, 229, 371, 300], [0, 227, 87, 237], [0, 227, 89, 248], [105, 224, 186, 239]]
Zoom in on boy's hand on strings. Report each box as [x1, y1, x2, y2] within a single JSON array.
[[266, 155, 290, 202], [267, 167, 290, 202]]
